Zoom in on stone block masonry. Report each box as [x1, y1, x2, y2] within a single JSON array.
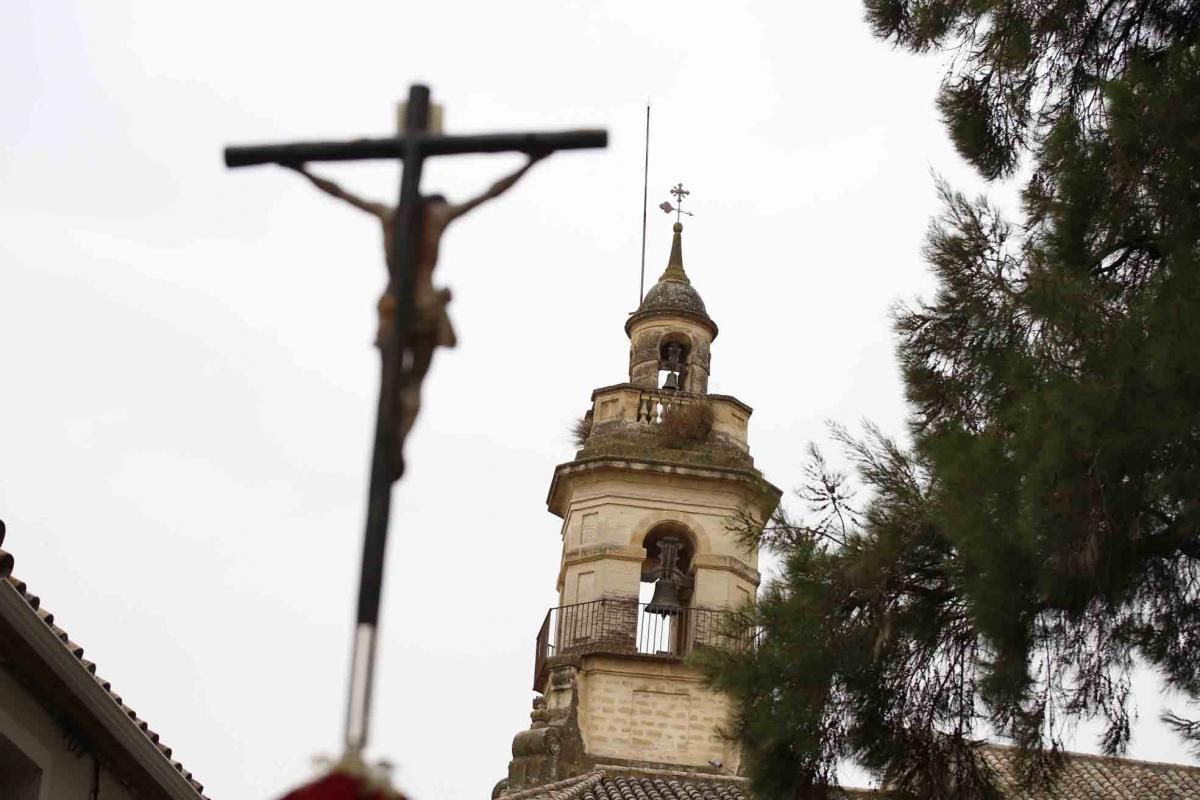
[[576, 654, 738, 772]]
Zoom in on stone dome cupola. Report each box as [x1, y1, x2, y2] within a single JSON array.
[[626, 222, 717, 394]]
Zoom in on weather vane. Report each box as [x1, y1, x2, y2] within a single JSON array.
[[658, 182, 693, 223]]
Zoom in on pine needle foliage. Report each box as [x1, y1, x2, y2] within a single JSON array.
[[701, 2, 1200, 797]]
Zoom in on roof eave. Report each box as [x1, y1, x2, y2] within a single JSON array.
[[0, 580, 204, 800]]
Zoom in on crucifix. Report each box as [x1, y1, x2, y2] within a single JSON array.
[[224, 85, 606, 769]]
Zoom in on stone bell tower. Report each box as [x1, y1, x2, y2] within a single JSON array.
[[499, 218, 781, 794]]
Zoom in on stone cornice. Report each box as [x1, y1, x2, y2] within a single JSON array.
[[624, 307, 719, 340], [704, 393, 753, 416], [587, 383, 753, 418], [691, 553, 761, 587], [589, 382, 640, 402], [547, 457, 782, 519], [557, 545, 648, 587], [562, 544, 647, 567]]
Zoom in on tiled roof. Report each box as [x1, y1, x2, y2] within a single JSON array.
[[0, 523, 207, 797], [583, 774, 746, 800], [501, 770, 606, 800], [983, 744, 1200, 799], [502, 767, 750, 800], [501, 746, 1200, 800]]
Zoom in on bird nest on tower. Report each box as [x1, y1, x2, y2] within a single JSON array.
[[656, 400, 714, 448]]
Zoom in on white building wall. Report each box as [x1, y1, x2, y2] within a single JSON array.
[[0, 666, 136, 800]]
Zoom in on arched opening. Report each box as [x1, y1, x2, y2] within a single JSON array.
[[637, 523, 696, 655]]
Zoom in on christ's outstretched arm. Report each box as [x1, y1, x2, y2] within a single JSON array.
[[284, 164, 389, 219], [445, 152, 548, 224]]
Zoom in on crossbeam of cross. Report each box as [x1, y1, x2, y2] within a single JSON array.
[[224, 84, 606, 758]]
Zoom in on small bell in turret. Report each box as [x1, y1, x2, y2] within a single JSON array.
[[658, 342, 685, 392]]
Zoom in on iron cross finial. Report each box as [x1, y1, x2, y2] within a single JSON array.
[[658, 182, 694, 222], [670, 182, 689, 206]]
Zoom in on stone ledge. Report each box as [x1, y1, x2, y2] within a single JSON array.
[[561, 544, 647, 567], [691, 554, 760, 587], [548, 457, 781, 519]]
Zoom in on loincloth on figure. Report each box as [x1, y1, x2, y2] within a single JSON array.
[[374, 287, 457, 350]]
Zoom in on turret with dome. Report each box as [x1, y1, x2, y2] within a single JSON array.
[[625, 222, 718, 395]]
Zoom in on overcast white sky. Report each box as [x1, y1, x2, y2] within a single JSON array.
[[2, 2, 1195, 798]]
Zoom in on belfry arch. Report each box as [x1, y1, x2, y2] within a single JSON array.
[[641, 521, 697, 564], [639, 521, 697, 601], [655, 332, 693, 391], [626, 512, 714, 557]]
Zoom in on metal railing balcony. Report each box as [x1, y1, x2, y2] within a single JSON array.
[[532, 599, 753, 691]]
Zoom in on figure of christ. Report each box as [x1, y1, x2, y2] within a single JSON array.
[[284, 155, 545, 477]]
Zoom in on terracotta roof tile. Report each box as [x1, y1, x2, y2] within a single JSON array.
[[502, 747, 1200, 800], [0, 529, 207, 798], [582, 774, 748, 800], [501, 771, 606, 800], [982, 744, 1200, 799], [504, 768, 750, 800]]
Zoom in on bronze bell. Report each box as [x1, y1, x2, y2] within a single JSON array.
[[662, 371, 680, 391], [646, 576, 683, 616], [645, 535, 686, 616]]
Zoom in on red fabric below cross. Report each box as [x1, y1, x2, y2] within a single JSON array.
[[279, 771, 406, 800]]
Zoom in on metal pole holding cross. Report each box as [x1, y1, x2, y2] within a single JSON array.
[[224, 84, 606, 758]]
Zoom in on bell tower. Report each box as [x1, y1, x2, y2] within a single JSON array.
[[500, 218, 781, 793]]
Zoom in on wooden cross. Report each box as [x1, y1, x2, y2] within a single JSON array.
[[224, 84, 606, 758]]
